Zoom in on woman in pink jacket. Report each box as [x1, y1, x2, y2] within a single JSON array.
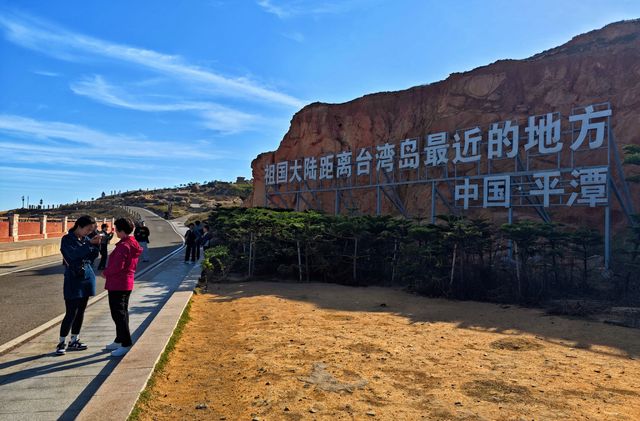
[[103, 217, 142, 357]]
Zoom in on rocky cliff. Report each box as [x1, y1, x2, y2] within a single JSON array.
[[248, 19, 640, 228]]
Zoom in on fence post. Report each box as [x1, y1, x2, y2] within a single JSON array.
[[41, 215, 48, 239], [63, 216, 68, 234], [10, 213, 19, 242]]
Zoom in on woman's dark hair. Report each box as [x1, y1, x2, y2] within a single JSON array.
[[114, 217, 135, 234], [71, 215, 96, 231], [203, 224, 210, 231]]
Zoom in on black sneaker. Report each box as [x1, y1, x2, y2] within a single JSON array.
[[67, 340, 88, 351], [55, 342, 66, 355]]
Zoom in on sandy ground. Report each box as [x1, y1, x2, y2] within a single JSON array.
[[136, 281, 640, 421]]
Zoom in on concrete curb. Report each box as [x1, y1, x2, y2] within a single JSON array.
[[0, 244, 185, 356], [0, 241, 63, 265], [76, 263, 201, 421]]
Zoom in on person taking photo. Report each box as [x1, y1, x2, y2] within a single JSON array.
[[96, 223, 114, 270], [57, 215, 101, 355]]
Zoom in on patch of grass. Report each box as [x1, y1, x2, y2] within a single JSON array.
[[597, 386, 640, 397], [546, 299, 608, 317], [128, 299, 192, 421], [489, 337, 544, 351], [185, 211, 212, 226], [462, 379, 533, 404]]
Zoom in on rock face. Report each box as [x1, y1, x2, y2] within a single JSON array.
[[247, 20, 640, 228]]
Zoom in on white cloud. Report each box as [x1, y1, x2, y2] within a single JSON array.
[[0, 114, 220, 161], [0, 12, 305, 108], [69, 75, 261, 134], [0, 142, 154, 170], [257, 0, 291, 18], [199, 107, 261, 133], [0, 164, 178, 185], [256, 0, 361, 19], [32, 70, 60, 77], [0, 165, 83, 179], [282, 31, 305, 42]]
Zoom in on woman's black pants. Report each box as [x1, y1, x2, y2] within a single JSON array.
[[108, 290, 132, 347], [60, 297, 89, 337]]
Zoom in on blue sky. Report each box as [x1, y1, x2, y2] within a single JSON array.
[[1, 0, 639, 211]]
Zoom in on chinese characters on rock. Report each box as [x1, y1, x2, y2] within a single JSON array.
[[264, 105, 612, 209]]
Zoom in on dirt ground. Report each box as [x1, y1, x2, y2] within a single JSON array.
[[136, 281, 640, 421]]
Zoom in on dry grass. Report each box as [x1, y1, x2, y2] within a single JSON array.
[[134, 281, 640, 420]]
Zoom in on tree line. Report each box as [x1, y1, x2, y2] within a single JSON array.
[[202, 207, 640, 305]]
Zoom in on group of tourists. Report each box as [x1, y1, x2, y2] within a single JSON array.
[[55, 214, 213, 358], [184, 220, 213, 263], [57, 216, 151, 357]]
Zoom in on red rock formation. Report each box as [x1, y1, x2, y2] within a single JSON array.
[[247, 19, 640, 229]]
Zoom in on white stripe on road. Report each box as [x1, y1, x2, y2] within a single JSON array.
[[0, 259, 63, 277]]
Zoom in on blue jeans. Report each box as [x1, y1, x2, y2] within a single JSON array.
[[140, 242, 149, 261]]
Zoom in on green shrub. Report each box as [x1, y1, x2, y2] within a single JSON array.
[[202, 245, 233, 278], [199, 207, 637, 305]]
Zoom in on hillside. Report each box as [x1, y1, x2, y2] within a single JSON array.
[[0, 180, 252, 220]]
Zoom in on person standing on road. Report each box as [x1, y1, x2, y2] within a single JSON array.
[[96, 223, 114, 270], [57, 215, 101, 356], [184, 223, 197, 263], [201, 224, 213, 252], [194, 220, 203, 260], [134, 220, 151, 262], [103, 217, 142, 357], [87, 222, 100, 266]]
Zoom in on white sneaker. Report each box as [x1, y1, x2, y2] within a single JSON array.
[[111, 346, 131, 357], [105, 342, 121, 350], [55, 341, 66, 355]]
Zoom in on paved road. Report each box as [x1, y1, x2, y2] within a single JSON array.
[[0, 208, 183, 345]]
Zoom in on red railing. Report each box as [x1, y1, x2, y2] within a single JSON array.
[[0, 216, 115, 243], [18, 221, 43, 241], [0, 219, 10, 243], [47, 221, 64, 239]]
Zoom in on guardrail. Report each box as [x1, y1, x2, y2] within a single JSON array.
[[0, 214, 116, 243]]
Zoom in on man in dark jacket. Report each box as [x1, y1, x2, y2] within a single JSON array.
[[97, 223, 114, 270], [87, 222, 99, 265], [201, 224, 214, 252], [133, 221, 151, 262], [184, 223, 197, 263], [194, 220, 203, 260]]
